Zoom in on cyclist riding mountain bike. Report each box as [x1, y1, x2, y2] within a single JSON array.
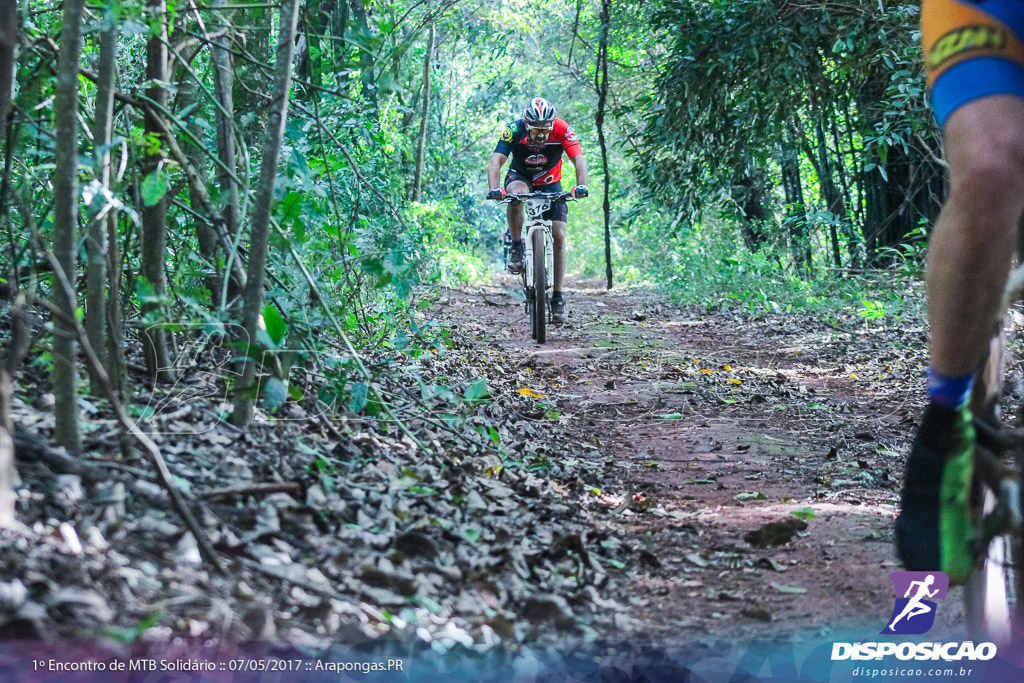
[[896, 0, 1024, 584], [486, 97, 589, 324]]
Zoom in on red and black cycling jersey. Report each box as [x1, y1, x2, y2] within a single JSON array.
[[493, 118, 583, 187]]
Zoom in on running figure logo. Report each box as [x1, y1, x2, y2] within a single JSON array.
[[881, 571, 949, 635]]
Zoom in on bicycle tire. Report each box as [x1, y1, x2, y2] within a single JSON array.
[[964, 490, 1023, 644], [532, 229, 546, 344], [523, 271, 536, 340], [963, 319, 1024, 643]]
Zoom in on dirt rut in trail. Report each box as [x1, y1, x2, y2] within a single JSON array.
[[439, 274, 965, 644]]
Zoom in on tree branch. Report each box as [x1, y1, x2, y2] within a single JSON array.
[[40, 250, 224, 573]]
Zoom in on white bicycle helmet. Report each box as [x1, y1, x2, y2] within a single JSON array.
[[523, 97, 556, 127]]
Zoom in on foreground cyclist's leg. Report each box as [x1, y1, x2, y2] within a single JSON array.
[[550, 219, 567, 323], [897, 95, 1024, 584], [505, 178, 529, 274]]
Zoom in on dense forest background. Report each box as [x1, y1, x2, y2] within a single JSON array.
[[0, 0, 939, 517]]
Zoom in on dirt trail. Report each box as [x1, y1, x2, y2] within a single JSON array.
[[438, 273, 966, 644], [1, 271, 971, 662]]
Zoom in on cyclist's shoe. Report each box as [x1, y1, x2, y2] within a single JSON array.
[[551, 295, 566, 324], [894, 403, 975, 584], [507, 240, 525, 274]]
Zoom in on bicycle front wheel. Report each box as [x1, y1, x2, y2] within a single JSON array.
[[532, 229, 546, 344]]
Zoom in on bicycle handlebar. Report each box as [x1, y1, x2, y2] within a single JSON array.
[[500, 191, 577, 204]]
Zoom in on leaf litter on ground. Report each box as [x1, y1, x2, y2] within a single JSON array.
[[2, 274, 979, 657]]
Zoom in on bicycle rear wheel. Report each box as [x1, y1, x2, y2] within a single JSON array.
[[532, 229, 546, 344], [964, 488, 1023, 644], [964, 322, 1024, 643]]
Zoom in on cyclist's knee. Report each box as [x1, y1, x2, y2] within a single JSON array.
[[551, 221, 567, 244], [953, 149, 1024, 204], [946, 105, 1024, 212]]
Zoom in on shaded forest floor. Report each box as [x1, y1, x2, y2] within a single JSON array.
[[435, 273, 967, 644], [1, 272, 981, 670]]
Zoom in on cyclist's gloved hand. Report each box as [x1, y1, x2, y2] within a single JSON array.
[[573, 184, 589, 199], [487, 188, 506, 201]]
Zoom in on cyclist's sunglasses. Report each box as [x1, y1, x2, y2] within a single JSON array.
[[528, 126, 553, 135]]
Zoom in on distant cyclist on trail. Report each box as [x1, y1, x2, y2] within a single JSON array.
[[896, 1, 1024, 584], [486, 97, 589, 324]]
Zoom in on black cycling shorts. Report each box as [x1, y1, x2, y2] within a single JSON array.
[[504, 172, 569, 222]]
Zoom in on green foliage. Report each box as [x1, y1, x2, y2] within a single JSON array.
[[624, 212, 922, 320], [638, 0, 938, 272], [2, 0, 942, 440], [876, 223, 929, 276], [99, 610, 164, 644], [859, 300, 886, 321]]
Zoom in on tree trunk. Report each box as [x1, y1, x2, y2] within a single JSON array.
[[296, 0, 328, 96], [86, 11, 117, 395], [232, 0, 301, 427], [735, 168, 769, 252], [175, 34, 224, 311], [107, 213, 126, 404], [813, 118, 845, 268], [799, 113, 848, 269], [211, 0, 242, 309], [411, 23, 433, 202], [331, 0, 351, 89], [595, 0, 612, 290], [781, 126, 810, 275], [234, 7, 271, 145], [0, 2, 16, 524], [350, 0, 377, 109], [141, 0, 173, 381], [0, 371, 13, 527], [52, 0, 85, 452], [0, 0, 15, 128], [865, 143, 943, 264], [834, 96, 863, 266]]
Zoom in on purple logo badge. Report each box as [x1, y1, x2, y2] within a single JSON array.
[[881, 571, 949, 635]]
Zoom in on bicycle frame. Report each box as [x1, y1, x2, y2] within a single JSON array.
[[501, 191, 573, 343]]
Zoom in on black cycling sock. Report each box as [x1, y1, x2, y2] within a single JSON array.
[[552, 290, 564, 301]]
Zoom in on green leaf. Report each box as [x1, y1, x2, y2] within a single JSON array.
[[791, 507, 817, 520], [408, 485, 439, 496], [99, 609, 164, 644], [170, 474, 192, 494], [140, 170, 169, 207], [464, 377, 489, 402], [262, 303, 287, 346], [349, 381, 369, 413]]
